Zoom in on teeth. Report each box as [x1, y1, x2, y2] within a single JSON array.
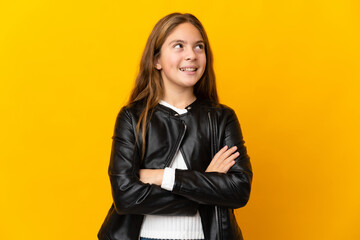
[[180, 68, 197, 72]]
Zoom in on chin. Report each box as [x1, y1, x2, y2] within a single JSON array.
[[182, 79, 201, 87]]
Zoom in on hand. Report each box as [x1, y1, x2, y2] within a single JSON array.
[[205, 145, 239, 173], [139, 169, 164, 185]]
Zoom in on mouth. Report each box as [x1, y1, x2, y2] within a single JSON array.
[[179, 67, 198, 72]]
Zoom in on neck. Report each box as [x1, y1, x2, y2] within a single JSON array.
[[162, 89, 196, 109]]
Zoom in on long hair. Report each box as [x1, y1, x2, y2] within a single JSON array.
[[128, 12, 218, 159]]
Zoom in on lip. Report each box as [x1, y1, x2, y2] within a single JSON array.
[[179, 66, 199, 74], [179, 65, 198, 69]]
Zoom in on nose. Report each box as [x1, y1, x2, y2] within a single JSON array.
[[185, 48, 196, 61]]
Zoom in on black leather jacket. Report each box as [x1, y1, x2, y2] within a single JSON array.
[[98, 98, 253, 240]]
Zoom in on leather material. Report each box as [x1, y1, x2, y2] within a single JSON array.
[[98, 98, 252, 240]]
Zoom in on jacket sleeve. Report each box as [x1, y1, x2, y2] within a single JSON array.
[[171, 108, 253, 209], [108, 107, 198, 216]]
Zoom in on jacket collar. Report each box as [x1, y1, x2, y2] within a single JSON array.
[[155, 98, 204, 116]]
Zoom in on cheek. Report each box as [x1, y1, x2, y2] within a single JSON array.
[[201, 55, 207, 68], [166, 57, 181, 70], [200, 56, 207, 75]]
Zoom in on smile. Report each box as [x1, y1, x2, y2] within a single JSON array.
[[179, 67, 197, 72]]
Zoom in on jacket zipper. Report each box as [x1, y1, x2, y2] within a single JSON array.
[[165, 119, 187, 167], [208, 111, 221, 240]]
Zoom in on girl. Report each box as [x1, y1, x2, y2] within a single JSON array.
[[98, 13, 252, 240]]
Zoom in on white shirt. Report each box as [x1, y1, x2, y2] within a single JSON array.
[[139, 100, 204, 239]]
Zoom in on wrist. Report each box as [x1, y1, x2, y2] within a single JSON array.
[[140, 169, 164, 185], [156, 169, 164, 185]]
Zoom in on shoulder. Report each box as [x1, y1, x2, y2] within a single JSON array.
[[199, 99, 236, 118], [116, 99, 146, 122], [198, 99, 240, 131]]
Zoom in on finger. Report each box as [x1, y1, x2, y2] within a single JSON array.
[[213, 145, 228, 159], [227, 151, 240, 161], [216, 160, 235, 173], [218, 151, 239, 172], [222, 160, 236, 173], [226, 151, 239, 164], [207, 145, 238, 172], [211, 146, 237, 169], [218, 146, 238, 162], [211, 145, 228, 165], [219, 152, 238, 171], [221, 152, 239, 166]]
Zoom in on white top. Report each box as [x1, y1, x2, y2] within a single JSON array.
[[139, 100, 204, 239]]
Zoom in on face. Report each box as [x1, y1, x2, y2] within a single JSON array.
[[155, 22, 206, 93]]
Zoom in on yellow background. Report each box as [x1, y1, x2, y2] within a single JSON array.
[[1, 0, 359, 239]]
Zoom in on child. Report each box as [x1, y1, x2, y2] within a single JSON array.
[[98, 12, 253, 240]]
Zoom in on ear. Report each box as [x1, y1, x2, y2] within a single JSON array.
[[154, 58, 162, 70]]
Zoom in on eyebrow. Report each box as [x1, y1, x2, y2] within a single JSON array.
[[168, 40, 204, 46]]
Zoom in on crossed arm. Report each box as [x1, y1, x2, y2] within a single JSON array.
[[140, 145, 240, 185], [109, 107, 252, 215]]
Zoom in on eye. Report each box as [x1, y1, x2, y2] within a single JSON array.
[[195, 44, 204, 50], [174, 43, 183, 49]]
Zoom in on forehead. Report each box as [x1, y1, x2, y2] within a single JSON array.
[[164, 22, 204, 43]]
